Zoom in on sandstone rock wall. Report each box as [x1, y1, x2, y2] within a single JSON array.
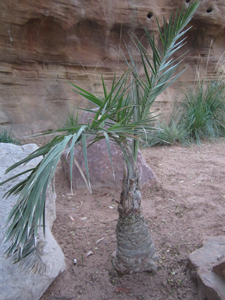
[[0, 0, 225, 135]]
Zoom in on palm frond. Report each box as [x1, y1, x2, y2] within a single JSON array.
[[127, 1, 199, 120]]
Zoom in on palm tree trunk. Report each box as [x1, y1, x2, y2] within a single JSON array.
[[114, 160, 158, 274]]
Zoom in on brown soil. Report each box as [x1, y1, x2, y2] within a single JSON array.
[[40, 139, 225, 300]]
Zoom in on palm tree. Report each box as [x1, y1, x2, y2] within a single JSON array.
[[0, 1, 198, 274]]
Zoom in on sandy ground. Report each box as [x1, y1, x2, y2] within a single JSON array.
[[40, 139, 225, 300]]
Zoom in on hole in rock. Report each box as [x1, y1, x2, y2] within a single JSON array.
[[147, 12, 153, 19], [207, 7, 213, 13], [185, 0, 191, 3]]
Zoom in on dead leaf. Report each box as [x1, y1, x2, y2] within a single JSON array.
[[100, 193, 109, 197], [96, 237, 104, 245], [115, 287, 131, 294], [86, 250, 93, 257], [69, 215, 75, 221], [112, 199, 120, 204]]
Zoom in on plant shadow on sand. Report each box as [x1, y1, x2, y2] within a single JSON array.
[[40, 139, 225, 300]]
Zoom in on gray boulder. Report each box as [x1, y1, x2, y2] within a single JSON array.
[[0, 143, 65, 300], [188, 236, 225, 300], [61, 138, 157, 189]]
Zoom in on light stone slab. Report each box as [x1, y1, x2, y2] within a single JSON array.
[[0, 143, 65, 300]]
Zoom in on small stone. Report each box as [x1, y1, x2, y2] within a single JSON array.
[[111, 250, 116, 258]]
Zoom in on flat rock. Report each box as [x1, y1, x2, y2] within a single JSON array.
[[188, 236, 225, 300], [0, 143, 65, 300], [61, 138, 157, 189]]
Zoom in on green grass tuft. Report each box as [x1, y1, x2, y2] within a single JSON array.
[[177, 80, 225, 144], [147, 120, 188, 146], [147, 79, 225, 146], [0, 128, 21, 145]]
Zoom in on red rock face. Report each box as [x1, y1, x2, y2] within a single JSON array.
[[0, 0, 225, 134]]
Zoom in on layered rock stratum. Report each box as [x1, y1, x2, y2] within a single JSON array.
[[0, 0, 224, 134]]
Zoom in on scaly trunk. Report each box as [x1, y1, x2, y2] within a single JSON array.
[[114, 159, 158, 274]]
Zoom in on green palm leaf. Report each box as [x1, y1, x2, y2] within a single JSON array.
[[123, 1, 198, 161], [127, 1, 199, 120]]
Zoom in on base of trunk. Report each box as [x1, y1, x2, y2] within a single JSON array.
[[114, 214, 158, 274]]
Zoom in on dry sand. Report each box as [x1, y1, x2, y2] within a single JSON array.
[[41, 139, 225, 300]]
